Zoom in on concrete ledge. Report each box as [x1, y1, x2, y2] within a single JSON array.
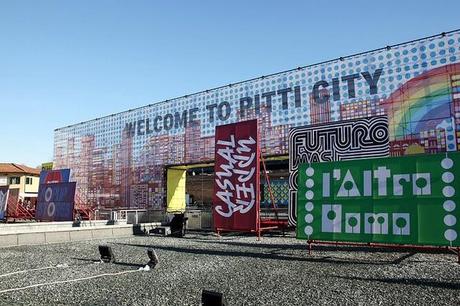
[[17, 233, 46, 246], [0, 222, 161, 248], [112, 227, 134, 237], [0, 234, 18, 248], [92, 228, 114, 239], [69, 230, 93, 242], [0, 220, 123, 234], [45, 231, 71, 244]]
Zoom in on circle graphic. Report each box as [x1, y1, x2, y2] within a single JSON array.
[[415, 178, 427, 189], [344, 181, 354, 190], [442, 186, 455, 197], [444, 229, 457, 242], [444, 215, 456, 227], [370, 125, 389, 142], [327, 210, 336, 220], [305, 202, 314, 212], [305, 214, 313, 223], [305, 179, 314, 188], [348, 217, 358, 227], [47, 202, 56, 217], [443, 200, 456, 212], [396, 217, 407, 228], [305, 191, 314, 200], [441, 158, 453, 169], [306, 167, 314, 176], [45, 187, 53, 202], [304, 226, 313, 236], [442, 172, 454, 184]]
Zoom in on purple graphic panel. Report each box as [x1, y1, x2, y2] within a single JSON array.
[[0, 186, 8, 219], [36, 182, 76, 221]]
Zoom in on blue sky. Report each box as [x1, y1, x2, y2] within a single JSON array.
[[1, 0, 459, 167]]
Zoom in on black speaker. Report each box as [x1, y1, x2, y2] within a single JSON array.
[[202, 290, 226, 306], [170, 213, 187, 237], [98, 245, 115, 263]]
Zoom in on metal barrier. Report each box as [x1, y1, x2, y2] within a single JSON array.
[[102, 209, 167, 224]]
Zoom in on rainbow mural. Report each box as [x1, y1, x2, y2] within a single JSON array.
[[385, 63, 460, 145]]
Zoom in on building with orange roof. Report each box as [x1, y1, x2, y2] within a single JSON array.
[[0, 163, 41, 204]]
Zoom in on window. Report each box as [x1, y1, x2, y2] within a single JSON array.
[[9, 177, 20, 184], [26, 177, 33, 185]]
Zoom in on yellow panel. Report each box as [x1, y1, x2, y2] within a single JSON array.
[[166, 169, 186, 213], [41, 162, 53, 170]]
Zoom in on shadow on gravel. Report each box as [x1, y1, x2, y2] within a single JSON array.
[[114, 243, 414, 266], [72, 257, 145, 268], [180, 239, 452, 255], [333, 275, 460, 290]]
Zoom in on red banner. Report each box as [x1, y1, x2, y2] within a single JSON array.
[[213, 119, 260, 231]]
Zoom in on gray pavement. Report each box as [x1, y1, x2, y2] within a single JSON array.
[[0, 231, 458, 305]]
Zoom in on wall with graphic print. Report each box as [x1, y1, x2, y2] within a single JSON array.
[[54, 30, 460, 210]]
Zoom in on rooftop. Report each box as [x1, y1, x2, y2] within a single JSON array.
[[0, 163, 41, 176], [0, 233, 458, 305]]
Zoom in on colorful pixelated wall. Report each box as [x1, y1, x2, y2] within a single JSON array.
[[54, 30, 460, 210]]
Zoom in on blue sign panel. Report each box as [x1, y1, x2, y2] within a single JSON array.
[[36, 182, 76, 221], [0, 186, 8, 220], [39, 169, 71, 185]]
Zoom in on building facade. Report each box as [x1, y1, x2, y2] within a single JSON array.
[[54, 30, 460, 210], [0, 163, 40, 205]]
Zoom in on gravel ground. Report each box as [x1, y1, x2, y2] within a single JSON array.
[[0, 231, 459, 305]]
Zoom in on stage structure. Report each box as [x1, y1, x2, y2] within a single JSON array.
[[5, 188, 34, 221], [52, 30, 460, 221]]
